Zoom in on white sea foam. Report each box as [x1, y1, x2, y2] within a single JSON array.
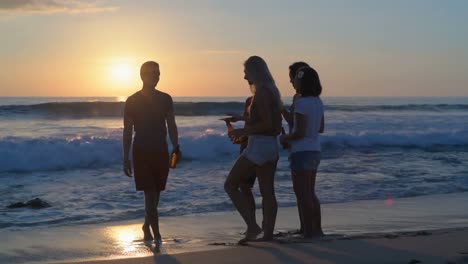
[[0, 127, 467, 172]]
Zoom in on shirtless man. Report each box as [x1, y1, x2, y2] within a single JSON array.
[[123, 61, 179, 245]]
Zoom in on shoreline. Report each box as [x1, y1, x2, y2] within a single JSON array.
[[1, 192, 468, 263], [67, 227, 468, 264]]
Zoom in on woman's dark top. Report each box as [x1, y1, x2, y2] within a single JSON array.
[[247, 88, 282, 137]]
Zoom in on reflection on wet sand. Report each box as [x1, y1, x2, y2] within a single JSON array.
[[106, 224, 163, 258]]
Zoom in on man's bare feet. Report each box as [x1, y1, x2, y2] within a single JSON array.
[[154, 232, 162, 244], [154, 238, 163, 247], [142, 224, 153, 241]]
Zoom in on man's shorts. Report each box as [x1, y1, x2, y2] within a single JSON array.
[[289, 151, 321, 172], [132, 147, 169, 191]]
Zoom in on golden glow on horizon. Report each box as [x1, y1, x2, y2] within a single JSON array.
[[117, 96, 127, 102], [111, 63, 132, 82], [101, 57, 141, 95], [109, 60, 138, 87], [1, 2, 467, 98]]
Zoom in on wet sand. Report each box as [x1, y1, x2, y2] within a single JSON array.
[[69, 228, 468, 264], [1, 192, 468, 263]]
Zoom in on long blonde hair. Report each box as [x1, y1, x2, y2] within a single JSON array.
[[244, 56, 282, 109]]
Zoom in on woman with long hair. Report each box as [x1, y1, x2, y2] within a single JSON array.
[[224, 56, 282, 241], [280, 66, 325, 238]]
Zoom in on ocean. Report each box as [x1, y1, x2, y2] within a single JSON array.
[[1, 96, 467, 230]]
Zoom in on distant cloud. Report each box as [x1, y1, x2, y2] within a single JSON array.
[[0, 0, 117, 14], [203, 49, 244, 55]]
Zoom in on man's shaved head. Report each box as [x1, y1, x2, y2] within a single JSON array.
[[140, 61, 160, 87]]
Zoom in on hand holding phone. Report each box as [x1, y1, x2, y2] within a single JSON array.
[[224, 113, 243, 122]]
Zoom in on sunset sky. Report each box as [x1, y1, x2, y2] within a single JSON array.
[[0, 0, 467, 97]]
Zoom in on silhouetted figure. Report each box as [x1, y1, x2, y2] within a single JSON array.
[[225, 96, 262, 232], [225, 56, 282, 241], [123, 61, 179, 245], [282, 62, 310, 132], [280, 66, 325, 238], [281, 61, 310, 234]]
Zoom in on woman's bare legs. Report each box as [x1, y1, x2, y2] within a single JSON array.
[[256, 159, 278, 240], [291, 170, 304, 234], [225, 156, 261, 238], [239, 183, 258, 232], [292, 170, 317, 238], [292, 169, 323, 238], [310, 171, 323, 236]]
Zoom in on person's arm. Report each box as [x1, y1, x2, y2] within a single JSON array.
[[243, 91, 274, 135], [284, 112, 306, 141], [279, 112, 306, 146], [319, 114, 325, 133], [226, 96, 252, 123], [223, 114, 246, 122], [281, 93, 300, 127], [123, 100, 133, 177], [280, 98, 307, 145], [166, 96, 179, 152], [281, 108, 292, 127]]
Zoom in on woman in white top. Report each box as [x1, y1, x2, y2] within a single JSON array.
[[281, 61, 310, 234], [280, 67, 325, 238], [281, 61, 310, 132]]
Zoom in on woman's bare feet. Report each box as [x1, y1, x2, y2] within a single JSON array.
[[253, 236, 274, 242], [237, 225, 262, 244], [245, 225, 262, 239], [303, 231, 325, 239], [291, 229, 303, 235]]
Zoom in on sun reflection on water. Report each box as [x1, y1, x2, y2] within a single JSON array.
[[116, 96, 127, 102]]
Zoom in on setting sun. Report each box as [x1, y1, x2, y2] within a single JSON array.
[[111, 63, 133, 82], [105, 58, 140, 92]]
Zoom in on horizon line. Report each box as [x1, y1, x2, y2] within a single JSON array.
[[1, 95, 468, 98]]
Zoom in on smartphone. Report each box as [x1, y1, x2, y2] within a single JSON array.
[[219, 117, 237, 122]]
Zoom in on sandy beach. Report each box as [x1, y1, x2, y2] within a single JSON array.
[[1, 192, 468, 264], [71, 228, 468, 264]]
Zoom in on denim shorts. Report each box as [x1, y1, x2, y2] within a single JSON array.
[[289, 151, 321, 171]]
